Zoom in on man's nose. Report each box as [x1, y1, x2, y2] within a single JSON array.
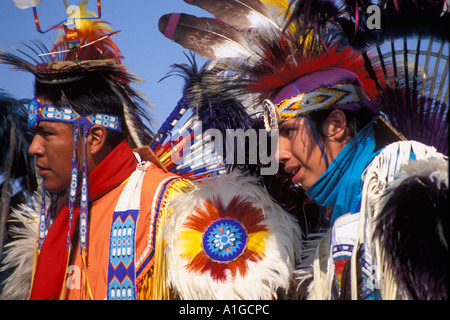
[[28, 136, 44, 156]]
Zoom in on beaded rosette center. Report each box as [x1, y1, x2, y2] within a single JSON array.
[[178, 195, 269, 281], [202, 218, 248, 264]]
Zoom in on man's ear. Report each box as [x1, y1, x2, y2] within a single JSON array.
[[321, 109, 348, 142], [88, 125, 108, 155]]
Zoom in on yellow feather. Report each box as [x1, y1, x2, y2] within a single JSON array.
[[247, 231, 270, 257], [178, 229, 203, 261]]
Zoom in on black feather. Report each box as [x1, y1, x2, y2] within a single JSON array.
[[287, 0, 450, 50], [374, 172, 449, 300]]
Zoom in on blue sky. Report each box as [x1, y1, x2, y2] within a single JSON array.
[[0, 0, 209, 130]]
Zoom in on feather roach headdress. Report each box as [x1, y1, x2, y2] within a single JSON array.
[[151, 53, 256, 181]]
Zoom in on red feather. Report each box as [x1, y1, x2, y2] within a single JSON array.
[[249, 43, 383, 100]]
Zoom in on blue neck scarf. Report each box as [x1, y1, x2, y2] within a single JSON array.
[[306, 118, 380, 225]]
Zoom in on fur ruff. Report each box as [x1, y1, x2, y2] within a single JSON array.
[[163, 171, 303, 299]]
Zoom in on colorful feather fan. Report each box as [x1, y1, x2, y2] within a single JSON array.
[[150, 53, 255, 182]]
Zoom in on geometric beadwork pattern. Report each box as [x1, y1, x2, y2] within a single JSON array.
[[263, 84, 367, 132], [202, 218, 248, 264], [107, 209, 139, 300], [178, 196, 269, 282], [27, 97, 122, 132]]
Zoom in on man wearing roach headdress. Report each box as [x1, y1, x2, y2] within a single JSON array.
[[0, 1, 303, 300], [157, 0, 448, 300]]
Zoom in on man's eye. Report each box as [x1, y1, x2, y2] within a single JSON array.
[[40, 130, 54, 137]]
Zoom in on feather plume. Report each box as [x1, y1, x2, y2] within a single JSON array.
[[152, 54, 254, 180], [0, 4, 154, 149], [0, 91, 35, 189], [158, 13, 259, 60], [0, 91, 37, 263], [183, 0, 284, 30]]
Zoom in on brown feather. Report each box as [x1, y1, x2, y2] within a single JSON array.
[[158, 13, 256, 59]]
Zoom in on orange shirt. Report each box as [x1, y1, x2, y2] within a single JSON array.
[[64, 163, 178, 300]]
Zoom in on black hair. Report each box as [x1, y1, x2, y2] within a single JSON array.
[[308, 107, 377, 140], [35, 75, 133, 148]]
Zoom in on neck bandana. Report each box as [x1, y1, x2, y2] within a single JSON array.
[[305, 118, 380, 225]]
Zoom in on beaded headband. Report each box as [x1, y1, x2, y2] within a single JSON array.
[[28, 97, 122, 132], [263, 83, 367, 132]]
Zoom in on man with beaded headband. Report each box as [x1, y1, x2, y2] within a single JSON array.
[[0, 4, 192, 300]]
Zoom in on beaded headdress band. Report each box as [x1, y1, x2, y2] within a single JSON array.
[[28, 97, 122, 132], [263, 83, 367, 133]]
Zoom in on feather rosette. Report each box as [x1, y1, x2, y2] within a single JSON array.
[[179, 195, 269, 281], [163, 171, 303, 299]]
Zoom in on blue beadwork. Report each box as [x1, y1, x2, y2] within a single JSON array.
[[202, 218, 248, 264]]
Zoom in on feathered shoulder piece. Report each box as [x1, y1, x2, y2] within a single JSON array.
[[163, 171, 303, 299]]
